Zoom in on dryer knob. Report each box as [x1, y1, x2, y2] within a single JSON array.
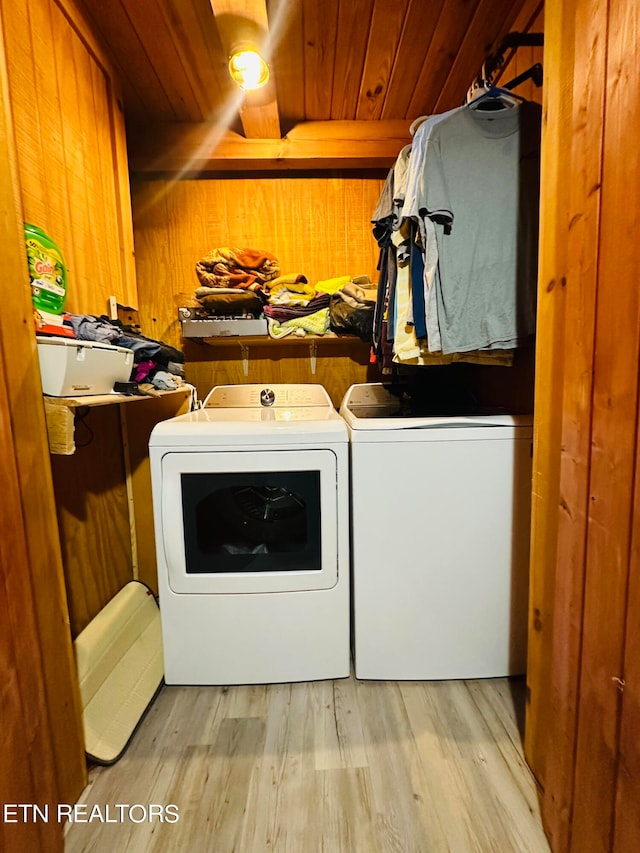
[[260, 388, 276, 407]]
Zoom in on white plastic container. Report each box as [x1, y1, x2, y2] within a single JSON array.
[[37, 335, 134, 396]]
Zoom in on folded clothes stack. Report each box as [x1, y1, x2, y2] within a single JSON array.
[[193, 286, 264, 317], [190, 247, 377, 341], [263, 274, 315, 307], [192, 247, 279, 320], [263, 293, 330, 339]]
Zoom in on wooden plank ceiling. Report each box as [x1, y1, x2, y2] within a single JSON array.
[[78, 0, 542, 171]]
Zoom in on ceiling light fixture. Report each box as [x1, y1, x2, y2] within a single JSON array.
[[228, 48, 270, 91]]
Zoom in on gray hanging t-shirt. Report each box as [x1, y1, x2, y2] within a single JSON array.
[[416, 102, 541, 354]]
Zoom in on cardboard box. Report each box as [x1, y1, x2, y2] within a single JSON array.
[[37, 336, 134, 396]]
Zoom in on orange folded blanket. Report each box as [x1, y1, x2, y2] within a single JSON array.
[[195, 247, 280, 292]]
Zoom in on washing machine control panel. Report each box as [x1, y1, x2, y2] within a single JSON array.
[[205, 384, 333, 408]]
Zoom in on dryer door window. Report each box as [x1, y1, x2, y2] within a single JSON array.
[[160, 450, 339, 593], [181, 470, 321, 574]]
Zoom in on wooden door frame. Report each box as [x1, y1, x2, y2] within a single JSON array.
[[0, 0, 86, 825]]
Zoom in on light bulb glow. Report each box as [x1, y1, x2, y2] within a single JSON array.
[[229, 50, 270, 91]]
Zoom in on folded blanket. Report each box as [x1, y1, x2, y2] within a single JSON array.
[[266, 274, 316, 307], [195, 247, 280, 292], [268, 308, 330, 338], [264, 293, 330, 322], [266, 319, 295, 339], [195, 286, 257, 297], [264, 273, 309, 291], [268, 290, 315, 307], [194, 286, 264, 316]]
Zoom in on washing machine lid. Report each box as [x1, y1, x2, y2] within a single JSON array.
[[339, 382, 532, 432]]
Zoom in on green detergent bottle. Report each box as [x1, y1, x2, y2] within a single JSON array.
[[24, 223, 68, 314]]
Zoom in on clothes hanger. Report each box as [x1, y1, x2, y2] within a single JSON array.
[[467, 85, 525, 111], [409, 115, 430, 136], [466, 81, 490, 103], [465, 61, 492, 104]]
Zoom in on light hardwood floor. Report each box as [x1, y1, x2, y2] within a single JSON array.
[[65, 675, 551, 853]]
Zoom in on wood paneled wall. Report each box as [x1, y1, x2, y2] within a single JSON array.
[[50, 390, 192, 635], [183, 337, 377, 408], [523, 0, 566, 790], [1, 0, 147, 820], [132, 174, 384, 343], [132, 173, 386, 399], [530, 1, 640, 851], [2, 0, 136, 314], [50, 406, 134, 637]]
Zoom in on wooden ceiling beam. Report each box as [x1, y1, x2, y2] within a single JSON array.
[[209, 0, 281, 138], [127, 120, 412, 173]]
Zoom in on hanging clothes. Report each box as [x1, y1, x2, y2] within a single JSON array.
[[370, 91, 541, 371], [371, 167, 398, 374], [408, 99, 541, 354]]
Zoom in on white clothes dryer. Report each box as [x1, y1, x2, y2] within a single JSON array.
[[340, 382, 533, 681], [149, 384, 350, 685]]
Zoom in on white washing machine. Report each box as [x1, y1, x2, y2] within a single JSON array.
[[149, 384, 350, 685], [340, 382, 533, 681]]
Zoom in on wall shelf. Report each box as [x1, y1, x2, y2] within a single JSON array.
[[44, 386, 191, 455], [195, 332, 363, 347], [193, 333, 368, 376]]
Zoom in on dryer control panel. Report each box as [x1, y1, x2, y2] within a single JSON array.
[[204, 384, 333, 409]]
